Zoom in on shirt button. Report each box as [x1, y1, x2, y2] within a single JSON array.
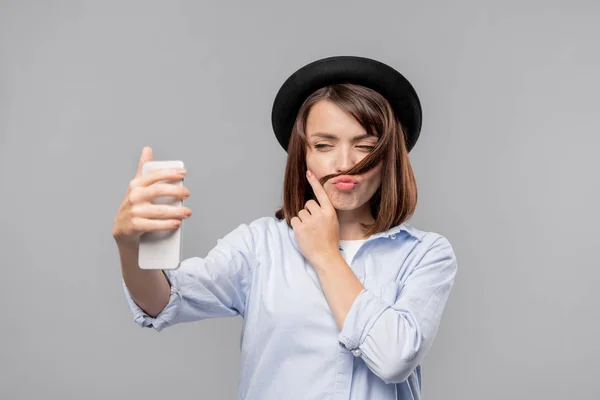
[[391, 234, 396, 239], [352, 349, 362, 357]]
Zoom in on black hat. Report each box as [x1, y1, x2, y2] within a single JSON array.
[[271, 55, 422, 153]]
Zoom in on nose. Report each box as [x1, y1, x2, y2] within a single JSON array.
[[334, 146, 358, 173]]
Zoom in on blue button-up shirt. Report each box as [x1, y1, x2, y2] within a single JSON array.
[[123, 216, 458, 399]]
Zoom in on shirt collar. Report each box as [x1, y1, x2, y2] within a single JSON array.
[[367, 221, 424, 242]]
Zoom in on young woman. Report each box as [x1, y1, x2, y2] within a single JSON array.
[[113, 56, 458, 400]]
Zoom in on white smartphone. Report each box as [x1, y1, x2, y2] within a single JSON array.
[[138, 160, 185, 270]]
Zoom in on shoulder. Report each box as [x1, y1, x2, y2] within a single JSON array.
[[225, 216, 289, 246], [244, 215, 288, 235], [220, 216, 296, 262], [391, 223, 459, 285], [400, 222, 457, 259], [247, 215, 284, 228]]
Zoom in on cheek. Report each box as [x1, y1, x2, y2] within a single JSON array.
[[364, 164, 383, 186], [362, 175, 382, 198], [305, 154, 326, 176]]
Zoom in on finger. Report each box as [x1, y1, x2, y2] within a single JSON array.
[[304, 199, 321, 215], [298, 209, 310, 223], [131, 217, 181, 232], [130, 182, 190, 203], [131, 168, 186, 189], [306, 170, 333, 211], [131, 203, 192, 220], [135, 146, 153, 178], [290, 216, 300, 230]]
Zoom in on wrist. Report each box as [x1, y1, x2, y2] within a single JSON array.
[[310, 251, 343, 273], [114, 235, 139, 252]]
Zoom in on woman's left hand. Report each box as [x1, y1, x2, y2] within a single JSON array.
[[291, 170, 340, 267]]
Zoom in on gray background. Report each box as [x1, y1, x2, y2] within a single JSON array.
[[1, 1, 598, 399]]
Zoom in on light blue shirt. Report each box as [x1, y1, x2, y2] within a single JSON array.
[[123, 216, 458, 399]]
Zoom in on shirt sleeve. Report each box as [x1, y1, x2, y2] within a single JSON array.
[[337, 235, 458, 384], [122, 222, 260, 332]]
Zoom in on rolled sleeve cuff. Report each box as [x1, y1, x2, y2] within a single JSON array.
[[338, 288, 389, 352], [122, 270, 182, 332]]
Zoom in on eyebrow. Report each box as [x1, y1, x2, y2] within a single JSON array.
[[310, 132, 377, 141]]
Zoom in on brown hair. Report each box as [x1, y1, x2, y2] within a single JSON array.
[[274, 83, 418, 237]]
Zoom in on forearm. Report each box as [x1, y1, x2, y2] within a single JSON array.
[[315, 256, 422, 383], [116, 239, 171, 318], [313, 253, 364, 331]]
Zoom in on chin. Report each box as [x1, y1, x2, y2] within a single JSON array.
[[329, 198, 362, 211], [332, 205, 354, 212]]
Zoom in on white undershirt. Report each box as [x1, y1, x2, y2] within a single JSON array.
[[338, 239, 367, 265]]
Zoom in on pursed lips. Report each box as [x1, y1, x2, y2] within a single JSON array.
[[330, 175, 358, 184]]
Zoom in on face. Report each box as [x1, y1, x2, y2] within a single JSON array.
[[305, 100, 383, 218]]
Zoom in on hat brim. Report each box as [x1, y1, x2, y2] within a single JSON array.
[[271, 56, 422, 153]]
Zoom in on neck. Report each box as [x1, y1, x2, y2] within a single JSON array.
[[336, 205, 374, 240]]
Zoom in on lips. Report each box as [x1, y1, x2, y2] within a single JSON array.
[[331, 175, 358, 184], [334, 182, 356, 190], [331, 175, 358, 191]]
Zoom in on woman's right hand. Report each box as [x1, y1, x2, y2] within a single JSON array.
[[112, 147, 192, 247]]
